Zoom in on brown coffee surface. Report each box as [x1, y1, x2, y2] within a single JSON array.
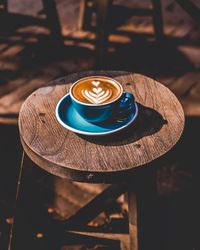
[[71, 77, 122, 104]]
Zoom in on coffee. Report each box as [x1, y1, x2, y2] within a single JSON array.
[[71, 76, 122, 105]]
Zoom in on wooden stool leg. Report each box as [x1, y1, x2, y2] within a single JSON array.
[[42, 0, 62, 43], [96, 0, 112, 67], [8, 152, 48, 250], [128, 168, 158, 250], [128, 191, 138, 250], [151, 0, 164, 41], [8, 151, 27, 250]]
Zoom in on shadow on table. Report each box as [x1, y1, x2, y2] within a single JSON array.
[[80, 103, 167, 146]]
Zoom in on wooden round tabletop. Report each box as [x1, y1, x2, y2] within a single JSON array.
[[19, 71, 184, 183]]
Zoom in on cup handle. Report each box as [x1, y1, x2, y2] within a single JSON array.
[[115, 92, 135, 120]]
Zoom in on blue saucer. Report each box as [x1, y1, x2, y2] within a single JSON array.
[[56, 93, 138, 136]]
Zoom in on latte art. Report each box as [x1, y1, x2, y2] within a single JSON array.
[[71, 77, 122, 105], [82, 81, 112, 104]]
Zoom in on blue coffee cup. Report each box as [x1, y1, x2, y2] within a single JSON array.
[[69, 76, 135, 123]]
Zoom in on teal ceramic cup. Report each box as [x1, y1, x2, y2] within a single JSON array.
[[69, 76, 136, 123]]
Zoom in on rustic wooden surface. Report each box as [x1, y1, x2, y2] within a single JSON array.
[[19, 71, 184, 182]]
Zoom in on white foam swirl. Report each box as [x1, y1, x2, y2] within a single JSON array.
[[82, 87, 112, 104]]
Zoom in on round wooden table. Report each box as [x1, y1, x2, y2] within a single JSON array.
[[18, 71, 184, 250]]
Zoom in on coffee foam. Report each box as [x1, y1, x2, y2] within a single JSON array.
[[71, 77, 122, 104]]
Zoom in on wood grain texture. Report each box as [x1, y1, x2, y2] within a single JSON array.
[[18, 71, 184, 182]]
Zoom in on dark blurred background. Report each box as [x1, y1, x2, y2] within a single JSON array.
[[0, 0, 199, 249]]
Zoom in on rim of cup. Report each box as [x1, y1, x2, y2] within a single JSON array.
[[69, 76, 123, 106]]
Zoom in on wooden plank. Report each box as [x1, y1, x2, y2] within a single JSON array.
[[68, 230, 129, 250]]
